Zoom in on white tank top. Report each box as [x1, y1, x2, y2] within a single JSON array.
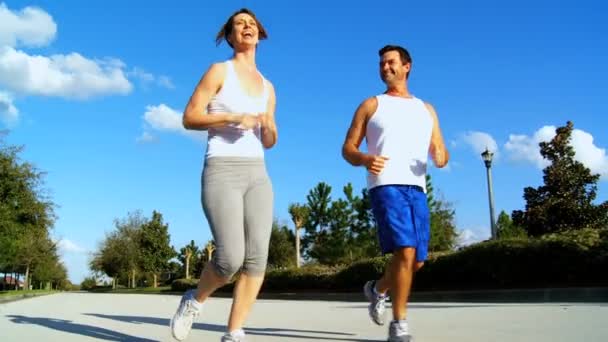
[[205, 60, 269, 159], [365, 94, 433, 191]]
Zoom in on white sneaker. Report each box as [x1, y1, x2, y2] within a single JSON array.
[[364, 280, 387, 325], [221, 328, 246, 341], [388, 320, 413, 342], [170, 290, 202, 341]]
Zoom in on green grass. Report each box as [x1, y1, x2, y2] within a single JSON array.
[[0, 289, 57, 298]]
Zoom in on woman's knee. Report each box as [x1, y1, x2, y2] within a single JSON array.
[[242, 250, 269, 276], [211, 250, 245, 279]]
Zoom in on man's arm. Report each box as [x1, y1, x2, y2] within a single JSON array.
[[425, 102, 449, 168], [342, 97, 388, 175]]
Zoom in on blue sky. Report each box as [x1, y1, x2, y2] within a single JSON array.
[[1, 1, 607, 283]]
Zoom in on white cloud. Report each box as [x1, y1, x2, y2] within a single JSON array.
[[157, 75, 175, 89], [0, 3, 57, 48], [505, 125, 608, 179], [0, 3, 172, 114], [504, 126, 555, 169], [128, 68, 175, 89], [57, 239, 87, 254], [0, 46, 133, 99], [136, 131, 158, 144], [129, 67, 154, 83], [570, 129, 608, 180], [141, 104, 206, 142], [463, 131, 499, 159], [457, 227, 490, 247], [0, 91, 18, 125]]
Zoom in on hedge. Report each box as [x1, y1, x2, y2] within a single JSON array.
[[171, 230, 608, 293]]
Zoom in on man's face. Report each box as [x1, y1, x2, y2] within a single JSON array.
[[379, 50, 410, 84]]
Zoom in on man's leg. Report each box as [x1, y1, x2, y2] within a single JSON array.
[[390, 247, 416, 321], [375, 259, 393, 294], [375, 258, 424, 296]]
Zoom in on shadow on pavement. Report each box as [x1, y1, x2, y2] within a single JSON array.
[[7, 315, 158, 342], [85, 313, 383, 341]]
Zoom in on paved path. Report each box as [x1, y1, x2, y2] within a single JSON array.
[[1, 292, 606, 341]]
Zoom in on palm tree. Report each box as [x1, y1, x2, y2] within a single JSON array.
[[288, 203, 309, 268], [204, 240, 216, 262], [181, 240, 198, 280]]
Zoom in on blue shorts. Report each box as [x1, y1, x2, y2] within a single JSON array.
[[369, 184, 430, 261]]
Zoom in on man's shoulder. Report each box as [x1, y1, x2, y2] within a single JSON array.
[[358, 96, 379, 114]]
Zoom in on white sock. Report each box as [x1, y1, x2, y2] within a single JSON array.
[[187, 291, 203, 309], [393, 319, 409, 334], [228, 329, 245, 337]]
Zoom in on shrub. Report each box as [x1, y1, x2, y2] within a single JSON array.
[[80, 277, 97, 291]]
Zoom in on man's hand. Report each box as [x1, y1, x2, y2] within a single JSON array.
[[364, 155, 389, 175]]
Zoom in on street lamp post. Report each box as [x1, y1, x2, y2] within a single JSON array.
[[481, 148, 497, 239]]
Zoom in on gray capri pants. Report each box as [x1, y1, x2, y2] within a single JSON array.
[[201, 157, 273, 278]]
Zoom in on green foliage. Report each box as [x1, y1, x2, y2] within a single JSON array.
[[244, 234, 608, 292], [496, 210, 527, 239], [267, 220, 295, 268], [301, 182, 380, 265], [540, 227, 607, 250], [426, 175, 459, 251], [171, 278, 198, 292], [178, 240, 200, 279], [139, 211, 176, 286], [0, 135, 66, 289], [90, 210, 174, 288], [512, 121, 608, 236], [81, 277, 97, 291], [262, 265, 339, 291]]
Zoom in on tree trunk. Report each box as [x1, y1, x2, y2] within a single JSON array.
[[24, 265, 30, 290], [153, 273, 158, 288], [112, 276, 116, 289], [185, 256, 191, 280], [295, 228, 301, 268], [131, 269, 136, 288]]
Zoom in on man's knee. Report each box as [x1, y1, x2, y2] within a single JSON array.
[[393, 247, 416, 261], [414, 261, 425, 272]]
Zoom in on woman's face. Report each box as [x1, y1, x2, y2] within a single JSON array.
[[229, 13, 259, 48]]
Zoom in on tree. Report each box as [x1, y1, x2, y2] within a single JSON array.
[[302, 182, 332, 259], [202, 240, 216, 262], [90, 211, 146, 288], [344, 185, 379, 259], [496, 210, 527, 239], [512, 121, 608, 236], [304, 183, 379, 265], [139, 211, 176, 288], [90, 231, 126, 289], [0, 136, 58, 290], [288, 203, 309, 268], [179, 240, 199, 280], [81, 277, 97, 291], [267, 220, 295, 268], [426, 175, 458, 252]]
